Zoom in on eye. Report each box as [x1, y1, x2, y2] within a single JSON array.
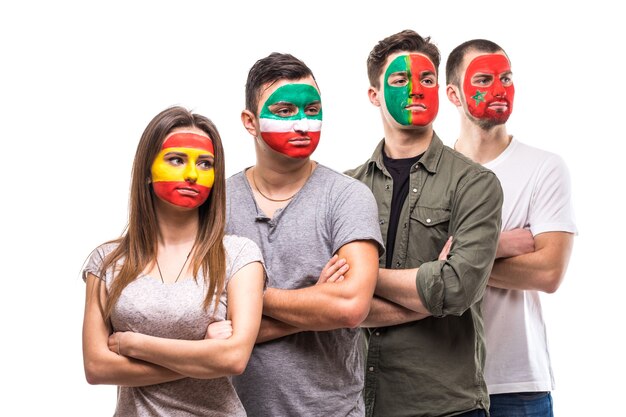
[[197, 159, 214, 170], [388, 73, 408, 87], [421, 77, 436, 86], [166, 156, 184, 166], [269, 103, 297, 118], [501, 75, 513, 86], [305, 105, 321, 116], [473, 76, 492, 86]]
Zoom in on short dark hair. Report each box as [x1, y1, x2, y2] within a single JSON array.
[[446, 39, 505, 87], [245, 52, 316, 115], [367, 29, 440, 89]]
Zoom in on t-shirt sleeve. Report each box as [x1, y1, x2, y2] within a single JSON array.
[[226, 236, 267, 286], [82, 245, 107, 283], [330, 180, 385, 256], [529, 154, 577, 236]]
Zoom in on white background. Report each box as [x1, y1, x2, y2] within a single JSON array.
[[1, 1, 623, 415]]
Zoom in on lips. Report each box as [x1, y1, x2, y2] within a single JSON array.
[[176, 186, 201, 196], [405, 103, 427, 111]]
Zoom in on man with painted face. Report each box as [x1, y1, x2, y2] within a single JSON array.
[[346, 30, 503, 417], [226, 52, 384, 417], [446, 39, 576, 417]]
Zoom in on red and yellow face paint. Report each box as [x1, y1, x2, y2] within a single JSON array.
[[463, 54, 515, 124], [151, 132, 215, 208]]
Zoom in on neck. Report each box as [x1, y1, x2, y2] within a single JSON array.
[[454, 116, 511, 164], [382, 120, 434, 158], [154, 199, 199, 248], [252, 139, 315, 192]]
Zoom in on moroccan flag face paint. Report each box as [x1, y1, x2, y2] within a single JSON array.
[[151, 132, 215, 208], [384, 54, 439, 126], [259, 83, 322, 159], [463, 54, 515, 124]]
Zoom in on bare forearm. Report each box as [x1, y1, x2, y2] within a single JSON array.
[[489, 232, 574, 293], [263, 240, 379, 330], [362, 296, 429, 328], [122, 334, 250, 379], [256, 316, 301, 344], [375, 268, 430, 314], [84, 348, 184, 387], [263, 284, 369, 330]]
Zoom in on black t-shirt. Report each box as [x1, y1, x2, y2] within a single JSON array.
[[382, 150, 423, 268]]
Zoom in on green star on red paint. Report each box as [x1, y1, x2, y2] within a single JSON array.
[[471, 90, 487, 105]]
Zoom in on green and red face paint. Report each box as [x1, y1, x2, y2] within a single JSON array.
[[383, 54, 439, 126]]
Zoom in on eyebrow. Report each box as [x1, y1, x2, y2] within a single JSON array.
[[164, 151, 214, 158]]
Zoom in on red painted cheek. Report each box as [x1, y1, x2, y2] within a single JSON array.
[[153, 182, 211, 208], [260, 131, 321, 158]]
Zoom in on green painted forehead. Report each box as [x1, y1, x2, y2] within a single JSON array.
[[259, 83, 322, 120], [384, 55, 410, 80]]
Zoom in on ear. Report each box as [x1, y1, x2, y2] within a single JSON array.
[[368, 86, 381, 107], [446, 84, 463, 107], [241, 110, 259, 137]]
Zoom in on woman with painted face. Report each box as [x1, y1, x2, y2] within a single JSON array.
[[81, 106, 265, 416]]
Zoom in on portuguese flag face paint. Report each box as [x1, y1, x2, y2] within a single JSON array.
[[151, 132, 215, 208], [259, 83, 322, 159], [384, 54, 439, 126], [463, 54, 515, 124]]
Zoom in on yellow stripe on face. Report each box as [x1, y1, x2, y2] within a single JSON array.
[[151, 146, 215, 188]]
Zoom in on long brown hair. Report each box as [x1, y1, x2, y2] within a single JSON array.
[[100, 106, 226, 319]]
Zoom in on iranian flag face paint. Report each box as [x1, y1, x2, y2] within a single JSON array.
[[463, 54, 515, 124], [384, 54, 439, 126], [259, 83, 322, 158], [151, 132, 215, 208]]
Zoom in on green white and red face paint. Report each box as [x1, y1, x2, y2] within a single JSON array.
[[463, 54, 515, 124], [383, 54, 439, 126], [151, 132, 215, 208], [258, 83, 322, 158]]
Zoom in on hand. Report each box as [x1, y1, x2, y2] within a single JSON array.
[[438, 236, 453, 261], [317, 254, 350, 285], [496, 229, 535, 259], [205, 320, 233, 339], [108, 332, 128, 356]]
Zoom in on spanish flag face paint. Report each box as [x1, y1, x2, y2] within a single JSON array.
[[151, 132, 215, 208], [384, 53, 439, 126], [258, 83, 322, 159], [463, 54, 515, 124]]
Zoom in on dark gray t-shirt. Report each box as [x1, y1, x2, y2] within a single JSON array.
[[226, 164, 384, 417], [83, 235, 263, 417]]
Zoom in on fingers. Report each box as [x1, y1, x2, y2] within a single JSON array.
[[327, 263, 349, 283], [206, 320, 233, 339], [438, 236, 453, 261], [318, 255, 349, 284]]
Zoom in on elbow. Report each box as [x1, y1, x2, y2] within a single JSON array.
[[204, 345, 251, 378], [338, 298, 371, 329], [84, 360, 106, 385], [540, 268, 566, 294]]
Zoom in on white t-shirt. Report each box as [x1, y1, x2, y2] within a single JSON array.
[[482, 138, 577, 395]]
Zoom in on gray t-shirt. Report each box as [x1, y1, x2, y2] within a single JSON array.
[[226, 164, 384, 417], [83, 235, 263, 417]]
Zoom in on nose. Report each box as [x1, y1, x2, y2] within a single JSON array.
[[409, 80, 424, 99], [293, 118, 310, 133], [492, 81, 506, 98], [184, 163, 198, 183]]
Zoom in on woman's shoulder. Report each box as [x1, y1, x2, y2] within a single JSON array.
[[223, 235, 264, 276]]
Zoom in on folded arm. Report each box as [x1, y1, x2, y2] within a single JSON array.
[[111, 262, 265, 379], [82, 273, 184, 387], [490, 231, 574, 293], [262, 240, 379, 331]]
